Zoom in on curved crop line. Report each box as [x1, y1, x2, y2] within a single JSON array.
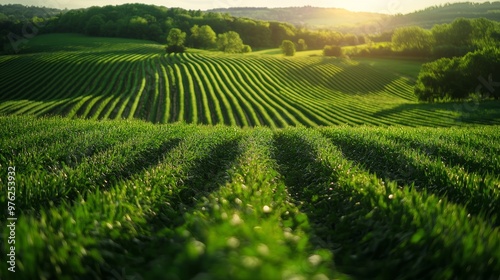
[[76, 56, 135, 119], [183, 55, 212, 125], [238, 56, 327, 126], [201, 56, 251, 127], [177, 58, 198, 123], [206, 56, 268, 127], [0, 52, 72, 99], [185, 55, 226, 125], [91, 61, 138, 120], [189, 57, 237, 126], [2, 53, 85, 107], [147, 57, 161, 123], [219, 57, 296, 127], [60, 54, 128, 119], [126, 60, 148, 120], [111, 64, 141, 120], [158, 62, 170, 124], [218, 59, 280, 127]]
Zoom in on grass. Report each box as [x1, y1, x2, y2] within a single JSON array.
[[1, 33, 499, 127], [1, 34, 500, 279], [0, 115, 499, 279]]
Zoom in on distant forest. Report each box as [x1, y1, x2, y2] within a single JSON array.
[[0, 4, 371, 53], [212, 2, 500, 32], [1, 2, 500, 56]]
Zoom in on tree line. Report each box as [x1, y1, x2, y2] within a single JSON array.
[[1, 3, 368, 54]]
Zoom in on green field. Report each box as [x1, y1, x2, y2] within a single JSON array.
[[0, 115, 499, 279], [1, 34, 499, 127], [1, 33, 500, 279]]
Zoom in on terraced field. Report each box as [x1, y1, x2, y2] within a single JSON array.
[[1, 34, 499, 127], [1, 115, 499, 279]]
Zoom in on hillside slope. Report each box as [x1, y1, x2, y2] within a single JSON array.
[[209, 6, 385, 28], [1, 34, 499, 127], [210, 2, 500, 32], [1, 115, 499, 279]]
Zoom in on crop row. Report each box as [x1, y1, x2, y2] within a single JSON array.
[[2, 47, 500, 127], [1, 116, 499, 279]]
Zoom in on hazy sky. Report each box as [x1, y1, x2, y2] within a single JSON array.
[[1, 0, 493, 14]]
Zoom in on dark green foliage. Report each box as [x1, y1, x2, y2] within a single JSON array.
[[166, 44, 186, 53], [280, 40, 295, 56], [415, 47, 500, 101], [217, 31, 245, 53], [167, 28, 186, 47], [323, 45, 342, 57], [85, 15, 105, 36], [190, 24, 217, 49], [166, 28, 186, 53], [296, 38, 307, 51], [431, 44, 472, 58], [241, 44, 252, 53], [2, 33, 500, 127], [392, 26, 434, 57]]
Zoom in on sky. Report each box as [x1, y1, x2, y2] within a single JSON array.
[[0, 0, 494, 14]]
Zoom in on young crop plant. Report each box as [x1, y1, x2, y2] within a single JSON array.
[[2, 34, 500, 127], [1, 116, 500, 279]]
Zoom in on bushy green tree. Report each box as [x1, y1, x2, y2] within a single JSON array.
[[217, 31, 245, 53], [242, 44, 252, 53], [85, 15, 105, 36], [280, 40, 295, 56], [414, 48, 500, 101], [297, 39, 307, 51], [129, 16, 148, 39], [323, 45, 342, 57], [392, 26, 434, 56], [166, 28, 186, 53], [190, 24, 217, 49], [414, 57, 463, 101]]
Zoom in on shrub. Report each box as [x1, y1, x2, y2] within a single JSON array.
[[323, 45, 342, 57], [414, 47, 500, 101], [242, 44, 252, 53], [280, 40, 295, 56]]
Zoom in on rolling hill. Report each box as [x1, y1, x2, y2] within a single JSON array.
[[209, 6, 386, 29], [210, 2, 500, 32], [1, 34, 499, 127], [1, 26, 500, 280]]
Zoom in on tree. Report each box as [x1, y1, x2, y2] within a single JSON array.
[[297, 39, 307, 51], [217, 31, 245, 53], [128, 16, 148, 39], [414, 48, 500, 101], [101, 20, 118, 37], [166, 28, 186, 53], [85, 14, 105, 36], [280, 40, 295, 56], [242, 44, 252, 53], [392, 26, 434, 56], [323, 45, 342, 57], [270, 22, 295, 46], [190, 24, 216, 49], [449, 18, 473, 46]]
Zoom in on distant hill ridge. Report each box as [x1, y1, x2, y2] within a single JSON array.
[[2, 2, 500, 33], [210, 2, 500, 31], [208, 6, 385, 28]]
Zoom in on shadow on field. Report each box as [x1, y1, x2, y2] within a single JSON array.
[[272, 131, 401, 278], [373, 100, 500, 125], [42, 137, 186, 212], [280, 58, 407, 94], [320, 130, 500, 226], [92, 137, 242, 279]]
